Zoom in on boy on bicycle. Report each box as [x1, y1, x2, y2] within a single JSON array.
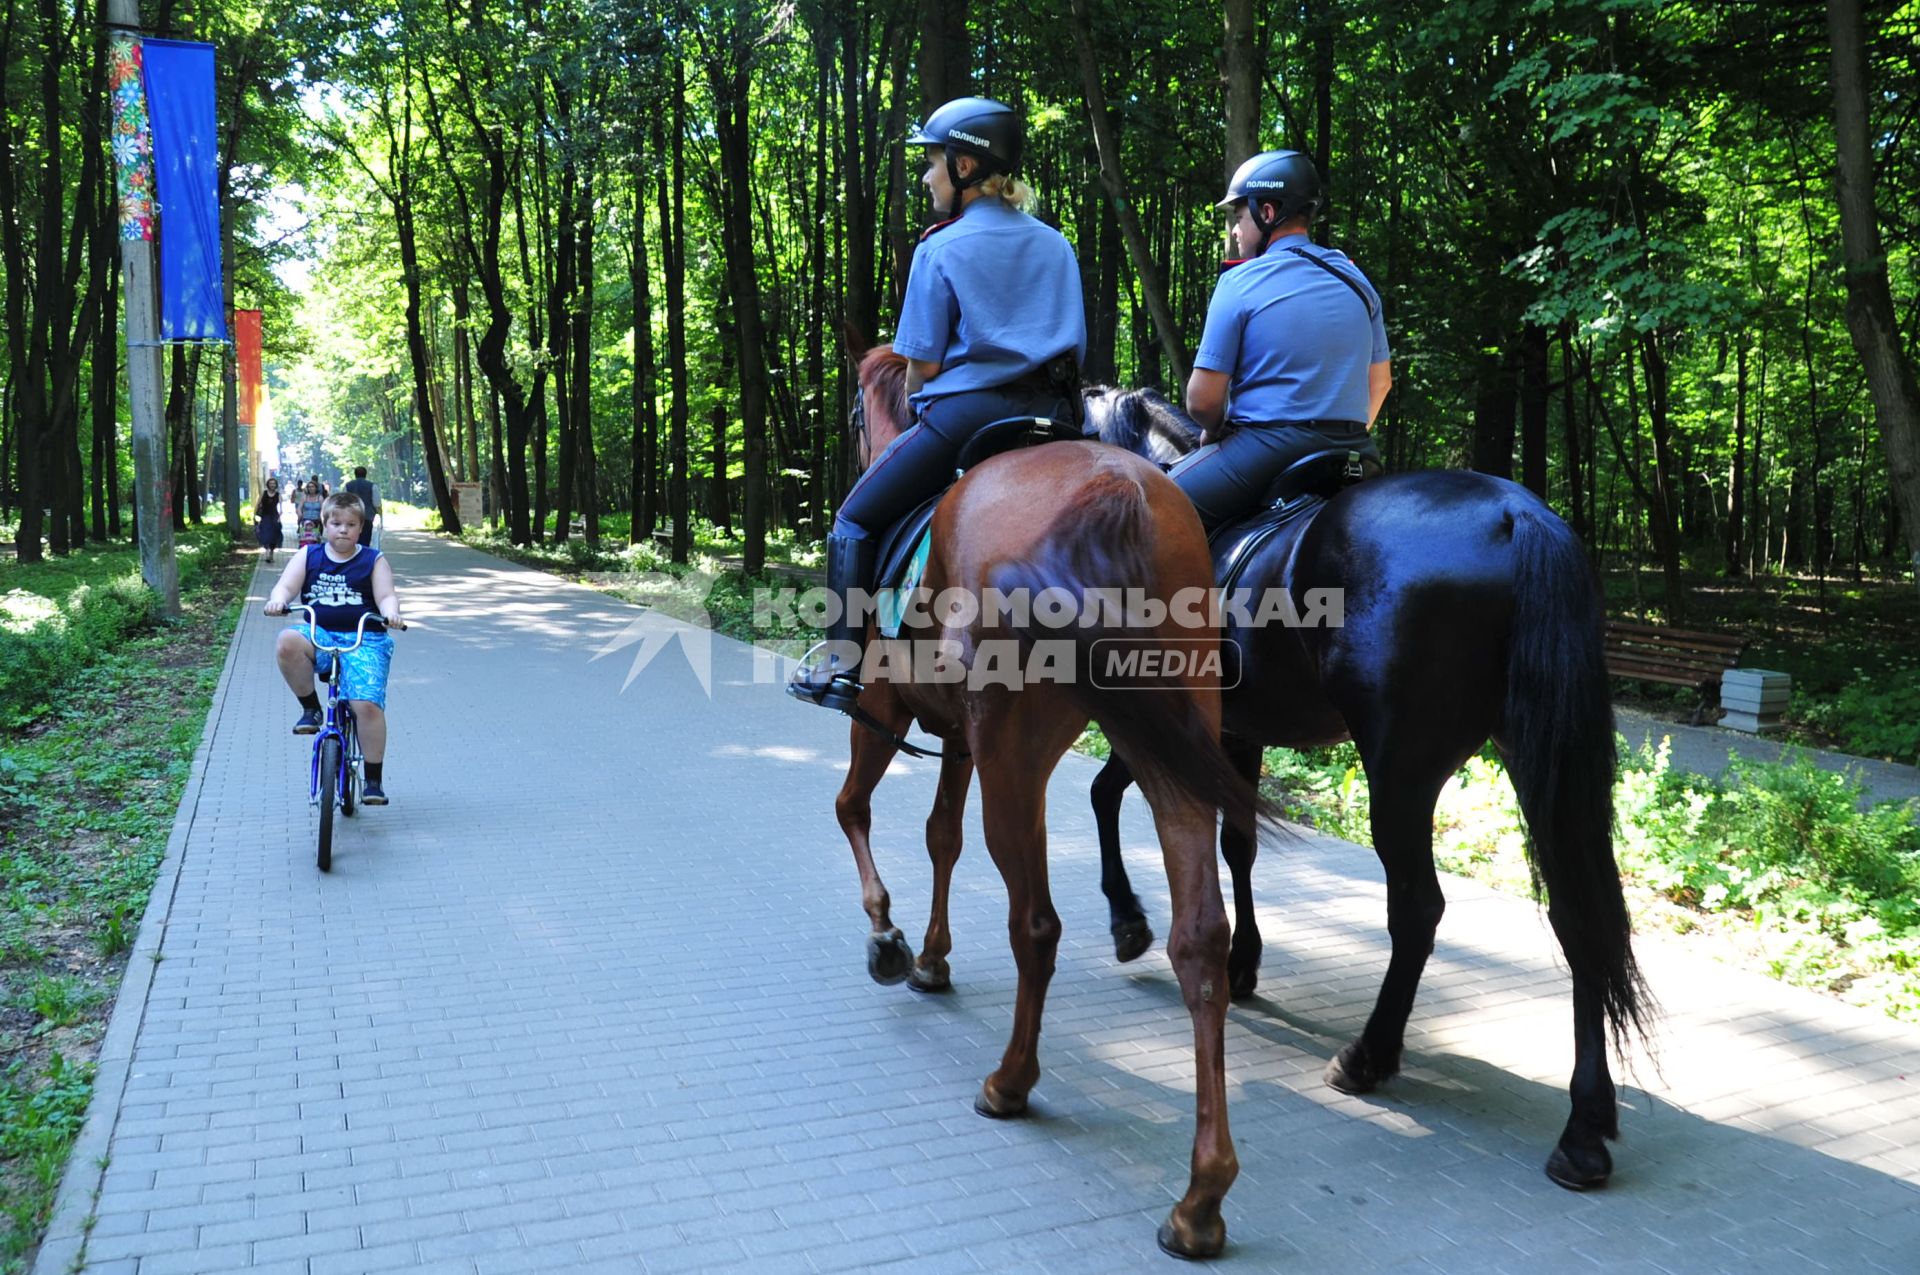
[[264, 492, 404, 805]]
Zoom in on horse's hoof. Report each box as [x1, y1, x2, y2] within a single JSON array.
[[1156, 1217, 1225, 1261], [1112, 917, 1154, 964], [866, 930, 914, 986], [973, 1080, 1028, 1120], [907, 957, 951, 994], [1227, 955, 1260, 1000], [1324, 1040, 1396, 1095], [1545, 1140, 1612, 1191]]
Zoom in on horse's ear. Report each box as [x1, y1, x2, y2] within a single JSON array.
[[840, 320, 870, 364]]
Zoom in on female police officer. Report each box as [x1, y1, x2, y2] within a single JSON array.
[[1171, 150, 1391, 531], [790, 96, 1086, 713]]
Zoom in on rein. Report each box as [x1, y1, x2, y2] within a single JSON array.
[[848, 701, 969, 760]]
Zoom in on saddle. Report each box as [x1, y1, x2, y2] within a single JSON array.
[[872, 416, 1082, 637], [1210, 446, 1382, 596]]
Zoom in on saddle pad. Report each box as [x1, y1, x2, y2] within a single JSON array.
[[874, 493, 943, 639], [877, 531, 934, 639]]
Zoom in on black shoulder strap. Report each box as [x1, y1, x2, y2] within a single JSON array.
[[1284, 246, 1379, 321]]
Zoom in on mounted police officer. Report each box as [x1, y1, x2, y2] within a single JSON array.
[[789, 96, 1087, 713], [1170, 150, 1391, 531]]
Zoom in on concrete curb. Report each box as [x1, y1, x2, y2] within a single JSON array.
[[31, 561, 262, 1275]]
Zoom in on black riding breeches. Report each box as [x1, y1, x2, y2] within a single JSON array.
[[833, 386, 1071, 541], [1168, 420, 1379, 532]]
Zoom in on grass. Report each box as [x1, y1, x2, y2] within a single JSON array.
[[0, 538, 251, 1275]]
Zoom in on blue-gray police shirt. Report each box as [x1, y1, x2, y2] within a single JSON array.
[[892, 199, 1087, 408], [1192, 232, 1390, 424]]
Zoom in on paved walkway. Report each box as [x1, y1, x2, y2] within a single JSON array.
[[38, 533, 1920, 1275], [1616, 708, 1920, 809]]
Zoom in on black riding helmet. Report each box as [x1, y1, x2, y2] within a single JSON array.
[[908, 97, 1022, 199], [1218, 150, 1325, 255]]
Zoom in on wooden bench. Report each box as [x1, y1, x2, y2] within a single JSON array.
[[1604, 620, 1748, 722]]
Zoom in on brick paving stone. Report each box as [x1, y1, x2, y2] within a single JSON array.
[[30, 531, 1920, 1274]]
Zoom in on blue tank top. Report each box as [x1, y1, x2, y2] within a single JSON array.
[[301, 544, 382, 632]]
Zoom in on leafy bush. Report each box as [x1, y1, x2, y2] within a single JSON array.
[[1801, 667, 1920, 765], [1614, 744, 1920, 1018], [1259, 735, 1920, 1020], [0, 532, 221, 727]]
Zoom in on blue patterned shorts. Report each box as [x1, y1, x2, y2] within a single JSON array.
[[293, 623, 395, 708]]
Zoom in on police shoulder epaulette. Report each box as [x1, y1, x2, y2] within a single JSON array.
[[919, 217, 960, 243]]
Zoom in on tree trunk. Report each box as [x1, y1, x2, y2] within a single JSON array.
[[666, 61, 691, 563], [1308, 0, 1332, 231], [1559, 323, 1586, 544], [631, 155, 656, 542], [916, 0, 970, 112], [1518, 322, 1549, 498], [1827, 0, 1920, 589], [1726, 337, 1747, 575], [550, 158, 577, 543], [1637, 333, 1687, 614], [1470, 347, 1516, 479], [1066, 0, 1190, 387], [711, 314, 733, 536], [707, 46, 768, 572], [574, 172, 599, 543], [92, 268, 116, 541], [1223, 0, 1259, 180]]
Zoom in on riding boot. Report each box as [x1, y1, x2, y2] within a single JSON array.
[[788, 533, 876, 714]]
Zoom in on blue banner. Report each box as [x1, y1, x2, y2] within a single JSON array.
[[143, 39, 226, 342]]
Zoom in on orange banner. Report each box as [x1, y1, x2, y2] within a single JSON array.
[[236, 308, 263, 424]]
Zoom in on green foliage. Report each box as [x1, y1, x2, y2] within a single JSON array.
[[1258, 735, 1920, 1020], [0, 531, 226, 728], [1, 546, 246, 1273], [0, 1052, 95, 1272], [1802, 668, 1920, 766]]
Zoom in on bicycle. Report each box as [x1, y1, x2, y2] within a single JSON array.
[[275, 605, 399, 871]]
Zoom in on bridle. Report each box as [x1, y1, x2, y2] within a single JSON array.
[[848, 383, 870, 473]]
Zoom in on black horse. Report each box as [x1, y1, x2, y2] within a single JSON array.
[[1090, 415, 1651, 1194]]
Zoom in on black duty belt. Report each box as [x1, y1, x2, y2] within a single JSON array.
[[1232, 418, 1367, 432]]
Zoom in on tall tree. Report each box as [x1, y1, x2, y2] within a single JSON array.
[[1827, 0, 1920, 589]]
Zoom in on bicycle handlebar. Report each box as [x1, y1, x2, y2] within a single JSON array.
[[277, 604, 406, 651]]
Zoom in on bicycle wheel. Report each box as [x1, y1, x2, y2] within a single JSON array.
[[317, 735, 340, 872], [340, 708, 359, 818]]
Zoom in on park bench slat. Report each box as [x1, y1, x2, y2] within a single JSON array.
[[1603, 618, 1749, 723]]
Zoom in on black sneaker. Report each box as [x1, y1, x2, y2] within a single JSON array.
[[361, 783, 389, 806], [293, 707, 323, 735]]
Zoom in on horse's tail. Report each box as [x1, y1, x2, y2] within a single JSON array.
[[1504, 503, 1651, 1050], [990, 465, 1277, 832]]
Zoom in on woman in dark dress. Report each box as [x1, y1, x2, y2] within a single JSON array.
[[254, 478, 284, 563]]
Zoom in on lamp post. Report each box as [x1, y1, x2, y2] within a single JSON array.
[[104, 0, 179, 614]]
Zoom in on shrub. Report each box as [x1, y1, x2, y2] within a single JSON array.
[[0, 532, 221, 726], [1803, 667, 1920, 765]]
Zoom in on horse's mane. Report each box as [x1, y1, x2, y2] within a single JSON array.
[[853, 350, 1200, 468], [858, 344, 910, 429], [1082, 386, 1203, 466]]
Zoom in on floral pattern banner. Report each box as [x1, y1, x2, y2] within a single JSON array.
[[108, 33, 155, 243]]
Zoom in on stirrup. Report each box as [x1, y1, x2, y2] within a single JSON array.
[[787, 641, 865, 714]]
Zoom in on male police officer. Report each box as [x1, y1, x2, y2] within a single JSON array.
[[1170, 150, 1391, 531]]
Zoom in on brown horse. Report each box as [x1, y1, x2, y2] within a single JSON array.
[[824, 340, 1265, 1257]]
